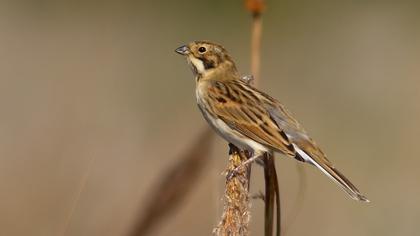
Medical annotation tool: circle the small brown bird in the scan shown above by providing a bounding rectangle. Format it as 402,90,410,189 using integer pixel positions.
175,41,368,202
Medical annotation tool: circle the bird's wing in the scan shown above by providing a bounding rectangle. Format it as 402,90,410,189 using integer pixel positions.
259,87,369,200
263,99,333,165
204,80,295,156
204,79,368,201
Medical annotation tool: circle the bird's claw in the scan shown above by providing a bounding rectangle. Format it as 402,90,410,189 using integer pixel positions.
226,166,242,180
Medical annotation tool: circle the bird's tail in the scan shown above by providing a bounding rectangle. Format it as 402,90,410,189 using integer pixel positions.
294,145,369,202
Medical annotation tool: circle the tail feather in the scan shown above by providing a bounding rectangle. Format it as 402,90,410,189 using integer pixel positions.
294,145,369,202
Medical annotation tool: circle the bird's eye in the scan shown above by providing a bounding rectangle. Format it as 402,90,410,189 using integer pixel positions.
198,47,206,53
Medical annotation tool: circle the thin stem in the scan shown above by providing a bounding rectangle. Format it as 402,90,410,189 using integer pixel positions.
251,13,262,84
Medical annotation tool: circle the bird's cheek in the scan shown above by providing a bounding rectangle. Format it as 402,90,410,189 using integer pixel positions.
188,56,205,74
203,59,215,70
186,59,197,75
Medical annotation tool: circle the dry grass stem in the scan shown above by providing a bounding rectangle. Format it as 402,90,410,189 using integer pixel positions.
213,144,251,236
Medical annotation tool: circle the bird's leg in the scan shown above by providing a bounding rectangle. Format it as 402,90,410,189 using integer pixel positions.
227,153,263,180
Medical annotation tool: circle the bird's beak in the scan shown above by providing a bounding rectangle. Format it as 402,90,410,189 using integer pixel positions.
175,45,189,55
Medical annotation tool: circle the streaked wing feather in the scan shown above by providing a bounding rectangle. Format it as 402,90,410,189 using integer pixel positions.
205,80,295,156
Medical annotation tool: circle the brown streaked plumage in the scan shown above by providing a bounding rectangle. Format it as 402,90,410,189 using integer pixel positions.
175,41,369,202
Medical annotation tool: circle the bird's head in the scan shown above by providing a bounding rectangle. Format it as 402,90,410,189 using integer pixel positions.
175,41,238,80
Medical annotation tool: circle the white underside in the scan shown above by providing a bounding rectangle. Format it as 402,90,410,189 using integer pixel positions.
212,117,269,154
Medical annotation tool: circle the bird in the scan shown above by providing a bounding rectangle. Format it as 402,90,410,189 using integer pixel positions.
175,41,369,202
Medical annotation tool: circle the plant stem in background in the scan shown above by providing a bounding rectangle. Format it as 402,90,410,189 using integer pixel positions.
128,129,213,236
246,0,265,84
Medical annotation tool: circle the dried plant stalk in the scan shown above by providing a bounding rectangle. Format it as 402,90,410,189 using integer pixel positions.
213,144,251,236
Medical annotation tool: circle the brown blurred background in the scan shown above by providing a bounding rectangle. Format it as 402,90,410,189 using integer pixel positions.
0,0,419,235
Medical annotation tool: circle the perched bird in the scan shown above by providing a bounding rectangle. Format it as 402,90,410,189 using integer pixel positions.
175,41,369,202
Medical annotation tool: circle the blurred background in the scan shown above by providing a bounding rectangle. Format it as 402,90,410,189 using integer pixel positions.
0,0,419,235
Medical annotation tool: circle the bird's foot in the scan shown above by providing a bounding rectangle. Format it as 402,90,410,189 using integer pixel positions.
226,153,263,180
226,165,246,180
